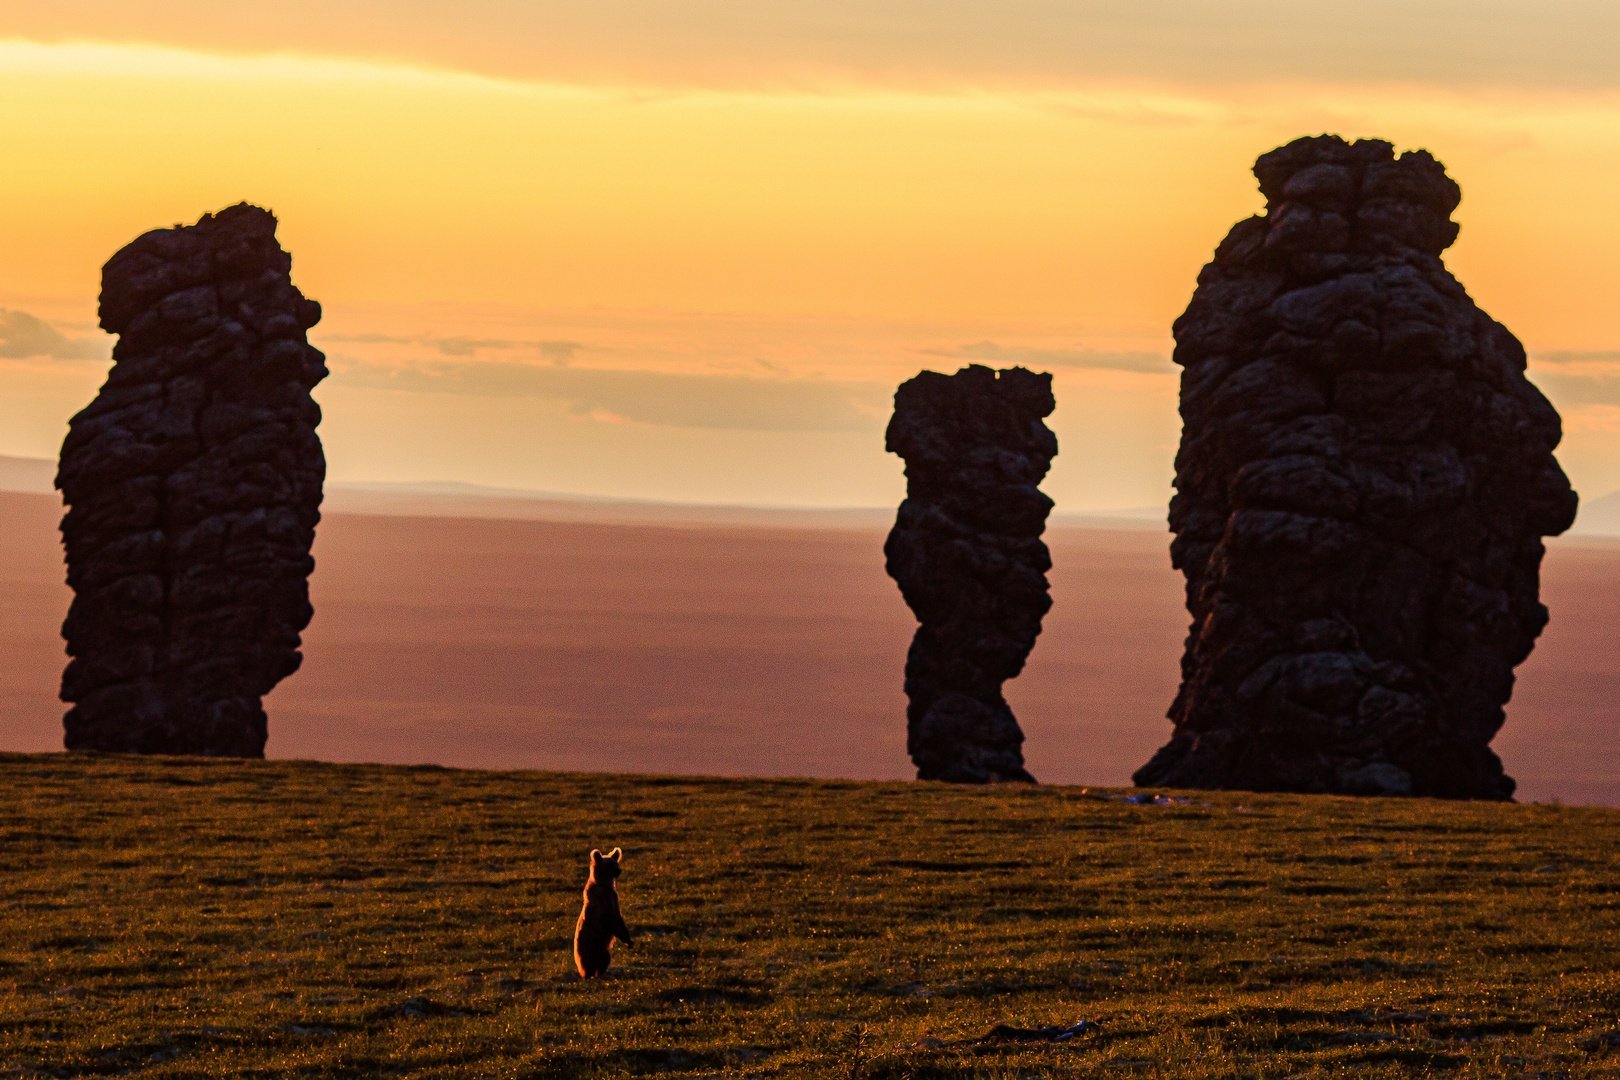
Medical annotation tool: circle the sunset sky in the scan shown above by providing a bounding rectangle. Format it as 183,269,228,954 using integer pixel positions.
2,2,1618,512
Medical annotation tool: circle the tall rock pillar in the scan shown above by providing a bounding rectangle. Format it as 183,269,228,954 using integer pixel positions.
1136,136,1577,798
58,204,328,756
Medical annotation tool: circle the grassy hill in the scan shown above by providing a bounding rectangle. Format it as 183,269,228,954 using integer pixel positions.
2,754,1617,1078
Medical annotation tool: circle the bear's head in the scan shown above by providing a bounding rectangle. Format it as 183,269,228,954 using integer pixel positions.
589,847,623,882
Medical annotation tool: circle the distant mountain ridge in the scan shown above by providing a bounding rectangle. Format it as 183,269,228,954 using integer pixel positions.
0,455,54,494
3,454,1617,535
1577,488,1620,535
323,480,1165,531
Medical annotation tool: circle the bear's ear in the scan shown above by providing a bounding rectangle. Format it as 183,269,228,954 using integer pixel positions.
608,847,622,861
590,848,603,863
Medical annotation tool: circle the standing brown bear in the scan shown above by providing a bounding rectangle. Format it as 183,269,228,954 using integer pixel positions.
574,848,634,978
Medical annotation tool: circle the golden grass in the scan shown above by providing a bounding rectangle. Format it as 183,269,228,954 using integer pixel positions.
2,753,1617,1077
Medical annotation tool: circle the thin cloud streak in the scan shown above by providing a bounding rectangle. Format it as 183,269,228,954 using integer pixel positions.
328,358,892,433
0,309,107,361
319,331,582,363
925,341,1175,375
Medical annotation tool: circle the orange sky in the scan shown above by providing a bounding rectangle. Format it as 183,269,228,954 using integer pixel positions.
1,6,1618,512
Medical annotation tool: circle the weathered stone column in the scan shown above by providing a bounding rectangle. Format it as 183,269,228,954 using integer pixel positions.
884,364,1057,783
1136,135,1577,799
58,204,328,756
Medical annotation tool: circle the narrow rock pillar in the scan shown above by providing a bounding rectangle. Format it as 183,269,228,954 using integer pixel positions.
884,364,1058,783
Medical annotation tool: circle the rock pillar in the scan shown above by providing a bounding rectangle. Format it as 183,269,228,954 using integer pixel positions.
884,364,1058,783
1136,136,1577,798
58,204,328,756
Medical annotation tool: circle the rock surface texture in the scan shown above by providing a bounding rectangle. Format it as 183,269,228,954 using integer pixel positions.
57,204,328,756
884,365,1058,783
1136,135,1578,799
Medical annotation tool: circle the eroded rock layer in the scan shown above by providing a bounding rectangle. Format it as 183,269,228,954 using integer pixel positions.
1136,135,1577,799
884,365,1057,783
58,204,328,756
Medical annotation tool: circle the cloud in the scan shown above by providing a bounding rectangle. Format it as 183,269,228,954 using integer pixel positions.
0,309,107,360
1529,351,1620,408
925,341,1174,375
430,336,581,360
329,358,892,432
318,331,583,364
10,2,1620,94
536,340,580,364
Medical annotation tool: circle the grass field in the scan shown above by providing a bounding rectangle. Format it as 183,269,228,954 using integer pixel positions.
2,754,1618,1078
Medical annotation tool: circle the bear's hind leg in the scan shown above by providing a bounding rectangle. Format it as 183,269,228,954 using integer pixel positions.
576,947,610,978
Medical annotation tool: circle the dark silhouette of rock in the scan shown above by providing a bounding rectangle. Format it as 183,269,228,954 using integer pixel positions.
1136,135,1578,799
57,204,328,756
884,365,1058,783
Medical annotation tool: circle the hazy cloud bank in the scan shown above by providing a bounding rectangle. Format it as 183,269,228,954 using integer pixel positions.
11,1,1620,94
0,310,106,361
329,358,892,433
1530,352,1620,408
